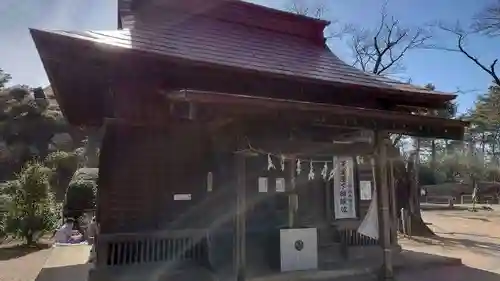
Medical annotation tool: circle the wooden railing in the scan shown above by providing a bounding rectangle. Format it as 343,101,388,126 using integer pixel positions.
461,194,498,204
338,229,379,246
96,229,209,267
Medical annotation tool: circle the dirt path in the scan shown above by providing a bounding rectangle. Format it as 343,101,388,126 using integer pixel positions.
397,208,500,280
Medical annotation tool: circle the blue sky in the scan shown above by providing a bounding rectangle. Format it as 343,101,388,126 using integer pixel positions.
0,0,498,113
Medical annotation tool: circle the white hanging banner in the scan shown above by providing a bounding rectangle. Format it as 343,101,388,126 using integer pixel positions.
333,157,357,219
358,190,379,240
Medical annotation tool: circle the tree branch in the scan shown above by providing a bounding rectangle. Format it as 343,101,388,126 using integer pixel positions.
288,0,326,19
345,2,431,76
472,1,500,37
431,23,500,86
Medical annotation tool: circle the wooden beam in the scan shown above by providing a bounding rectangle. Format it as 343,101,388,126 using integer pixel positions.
166,89,468,140
247,138,375,157
374,132,394,280
235,144,247,281
288,157,297,228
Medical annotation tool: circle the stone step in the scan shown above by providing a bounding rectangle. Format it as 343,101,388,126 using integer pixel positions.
318,243,344,269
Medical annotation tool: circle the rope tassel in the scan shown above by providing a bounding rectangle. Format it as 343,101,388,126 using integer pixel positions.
296,159,301,175
321,162,328,180
280,155,285,171
308,161,315,180
328,164,336,181
267,154,275,170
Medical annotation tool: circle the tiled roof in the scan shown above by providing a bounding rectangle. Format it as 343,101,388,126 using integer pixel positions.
32,11,454,100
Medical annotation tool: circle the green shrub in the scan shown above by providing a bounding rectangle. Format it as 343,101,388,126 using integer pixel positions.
0,212,7,240
65,180,97,212
2,161,60,244
45,151,79,201
64,168,98,217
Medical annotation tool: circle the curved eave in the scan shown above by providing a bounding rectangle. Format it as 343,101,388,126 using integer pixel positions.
31,29,110,126
31,27,462,128
32,27,456,106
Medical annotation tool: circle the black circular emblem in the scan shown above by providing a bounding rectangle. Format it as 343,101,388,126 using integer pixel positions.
294,240,304,251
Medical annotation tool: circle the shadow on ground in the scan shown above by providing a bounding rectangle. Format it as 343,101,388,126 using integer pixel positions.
420,204,469,211
435,232,498,240
0,243,51,260
396,265,500,281
409,235,500,255
36,263,91,281
435,212,493,222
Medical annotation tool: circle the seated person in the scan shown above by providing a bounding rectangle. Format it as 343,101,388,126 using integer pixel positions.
86,216,98,245
54,218,83,244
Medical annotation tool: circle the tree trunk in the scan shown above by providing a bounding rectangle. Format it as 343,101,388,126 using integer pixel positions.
481,133,486,155
412,139,421,215
394,139,435,237
25,230,34,246
431,139,437,171
492,140,498,169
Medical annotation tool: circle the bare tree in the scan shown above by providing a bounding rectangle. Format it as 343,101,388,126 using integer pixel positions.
472,0,500,37
287,1,441,238
289,1,431,76
287,0,350,40
288,0,326,19
288,0,430,146
344,2,431,147
348,3,431,75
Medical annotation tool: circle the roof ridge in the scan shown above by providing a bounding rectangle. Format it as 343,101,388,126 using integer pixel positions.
130,10,327,47
235,0,330,25
118,0,328,43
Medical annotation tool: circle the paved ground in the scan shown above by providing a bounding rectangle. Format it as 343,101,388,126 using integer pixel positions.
0,243,52,281
35,244,91,281
396,206,500,280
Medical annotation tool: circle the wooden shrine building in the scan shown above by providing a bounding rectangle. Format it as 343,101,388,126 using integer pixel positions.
31,0,468,280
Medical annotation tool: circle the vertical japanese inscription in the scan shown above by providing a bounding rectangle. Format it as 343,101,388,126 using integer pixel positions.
334,157,357,219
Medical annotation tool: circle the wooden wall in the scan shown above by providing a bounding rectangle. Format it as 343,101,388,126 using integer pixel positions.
97,121,214,233
97,121,375,240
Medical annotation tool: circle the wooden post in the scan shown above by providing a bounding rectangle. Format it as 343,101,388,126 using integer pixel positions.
389,160,397,245
412,139,422,216
235,149,246,281
288,157,297,228
374,132,393,280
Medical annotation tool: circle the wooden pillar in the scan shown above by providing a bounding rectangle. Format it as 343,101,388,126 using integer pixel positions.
374,132,393,280
235,150,246,281
389,159,397,245
413,139,422,216
288,157,298,228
